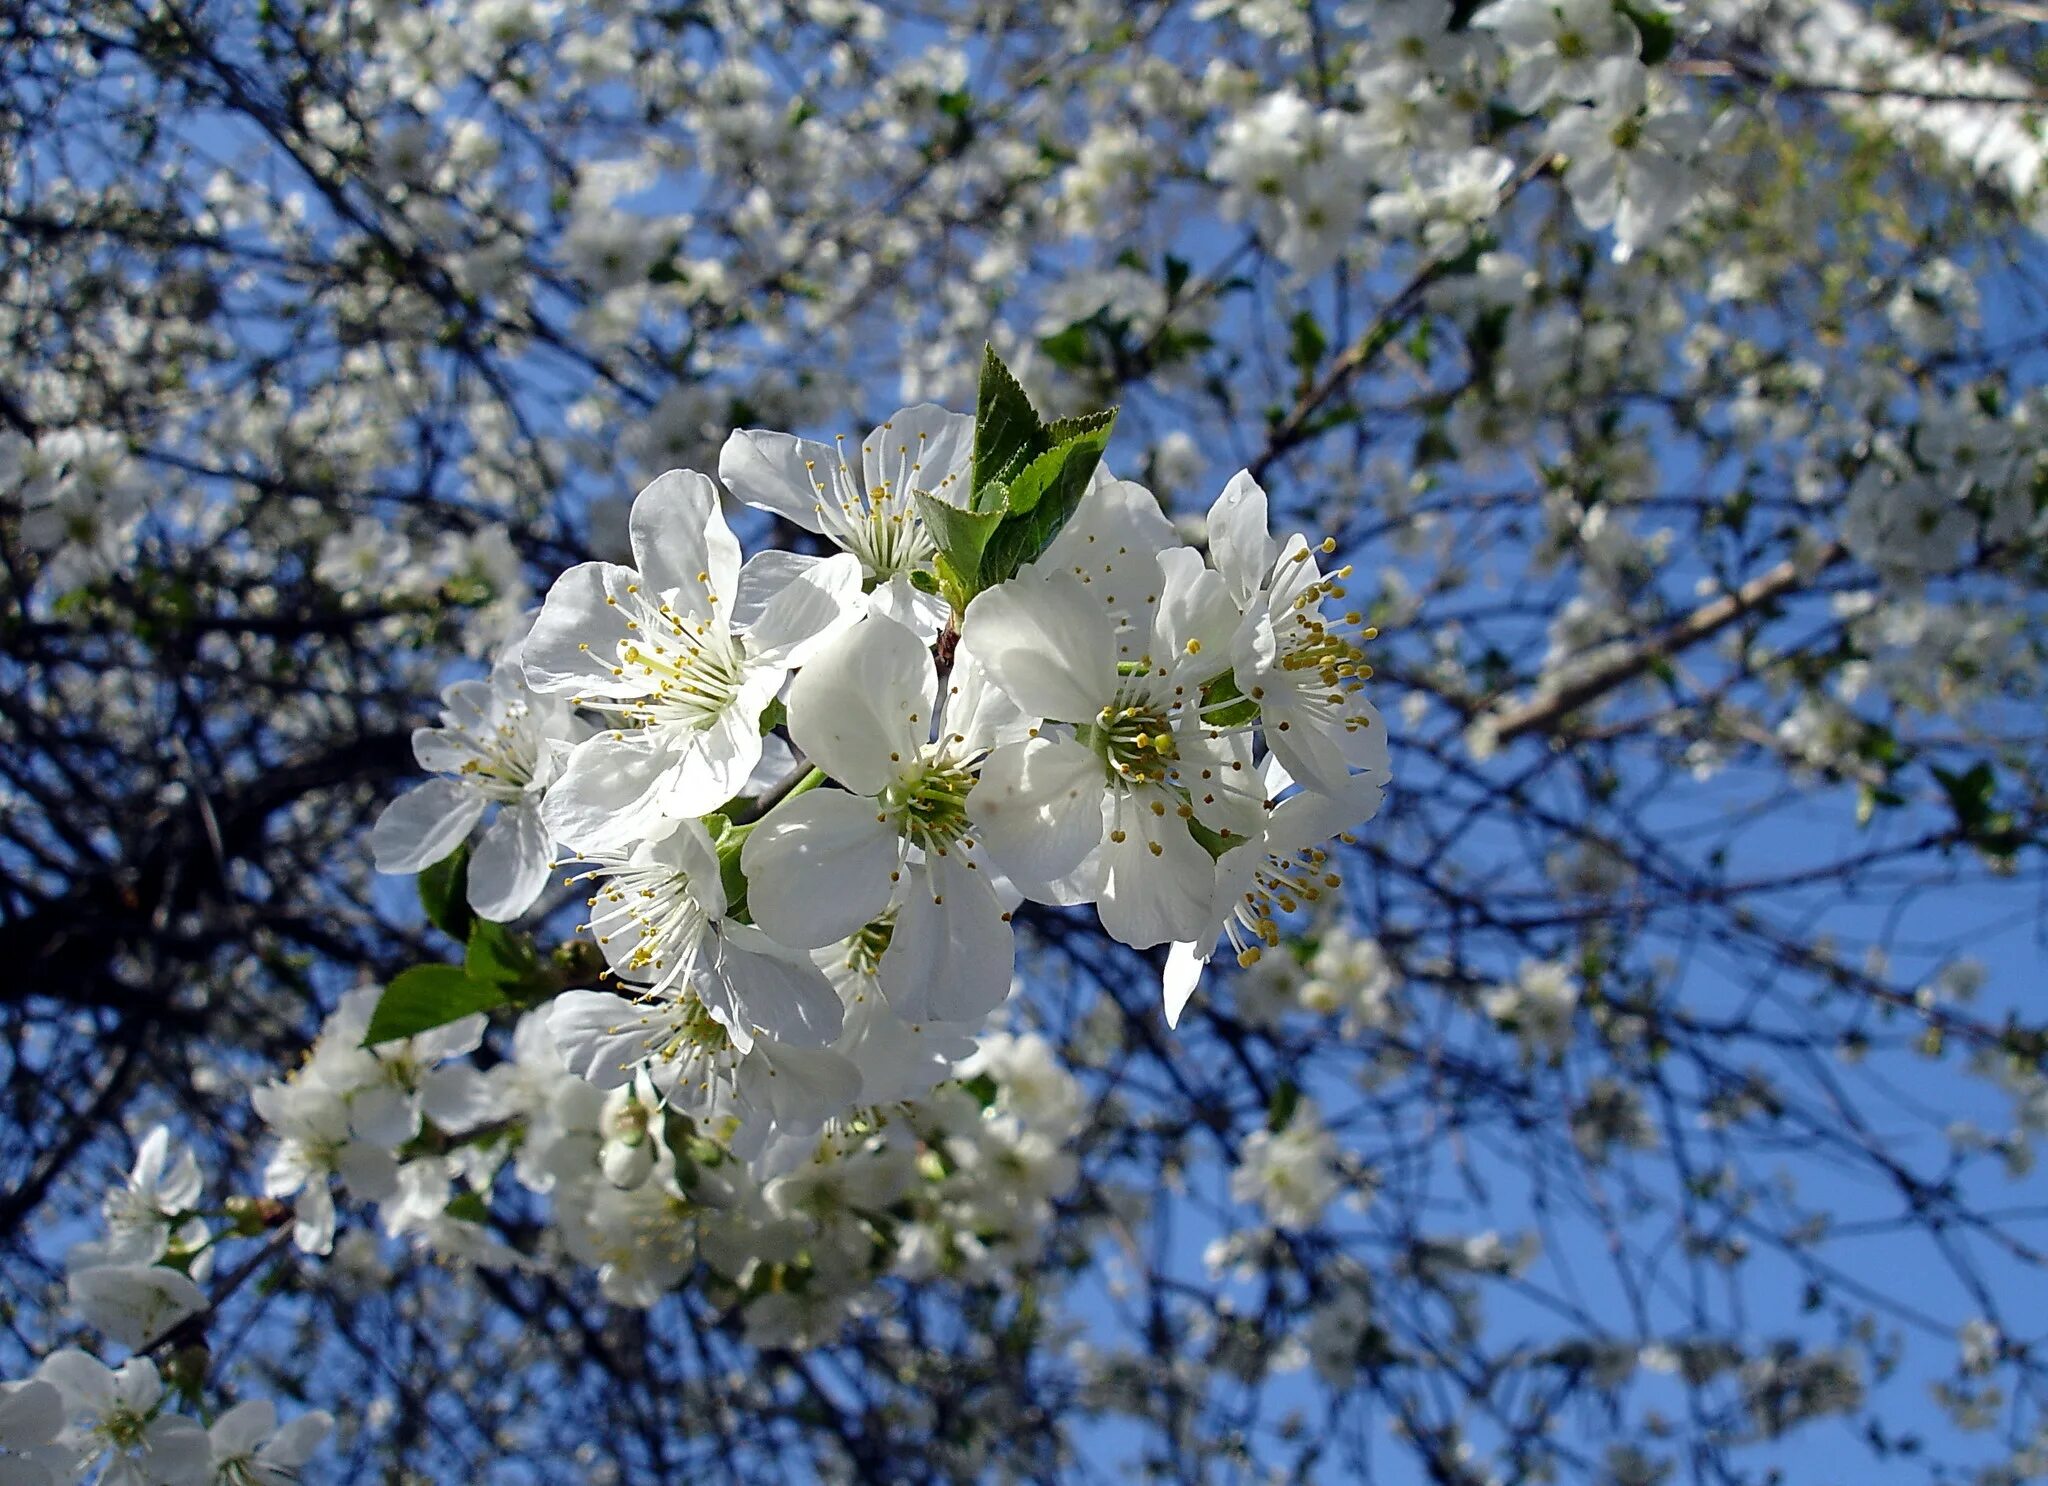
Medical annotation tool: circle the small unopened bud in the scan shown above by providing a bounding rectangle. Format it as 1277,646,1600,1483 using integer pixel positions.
162,1342,211,1398
224,1195,288,1236
601,1138,655,1189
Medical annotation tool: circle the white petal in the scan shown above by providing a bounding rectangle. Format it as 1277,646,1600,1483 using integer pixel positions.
1155,545,1239,666
370,779,485,874
1206,470,1275,606
1176,730,1266,844
1036,476,1177,583
704,924,845,1046
629,469,740,622
743,551,862,666
291,1184,336,1254
546,991,654,1090
130,1126,170,1191
960,575,1116,722
971,736,1104,892
1033,476,1178,655
718,428,833,533
0,1378,63,1451
1259,695,1361,800
141,1414,212,1485
741,789,899,949
729,549,823,631
655,688,769,820
747,1039,863,1132
346,1084,416,1148
521,562,644,696
36,1348,116,1416
419,1065,496,1133
868,572,951,643
541,734,670,856
860,404,973,507
465,803,553,920
1163,942,1208,1029
1031,834,1108,907
940,627,1030,755
1269,764,1387,853
880,854,1015,1023
260,1410,333,1468
208,1399,276,1458
67,1265,206,1351
1097,788,1217,949
1343,696,1393,782
786,615,934,795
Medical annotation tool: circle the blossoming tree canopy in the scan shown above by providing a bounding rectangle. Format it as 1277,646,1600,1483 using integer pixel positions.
7,0,2048,1481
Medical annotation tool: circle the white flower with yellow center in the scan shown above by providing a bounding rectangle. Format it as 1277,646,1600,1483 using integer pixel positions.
739,613,1068,1023
562,818,843,1051
523,468,860,855
962,492,1268,949
372,646,581,919
718,403,968,641
547,982,860,1159
1163,755,1389,1027
1207,470,1389,800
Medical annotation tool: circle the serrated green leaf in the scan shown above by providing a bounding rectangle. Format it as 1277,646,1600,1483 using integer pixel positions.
1041,407,1117,453
971,345,1045,505
914,491,1004,609
976,414,1117,586
364,964,506,1046
418,846,472,941
466,919,540,990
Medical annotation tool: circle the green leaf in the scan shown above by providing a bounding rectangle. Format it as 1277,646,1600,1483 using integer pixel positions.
1040,408,1118,459
364,965,506,1046
971,345,1046,507
1288,309,1327,376
444,1190,492,1224
1039,322,1097,372
1616,0,1678,64
466,919,540,991
718,838,751,920
975,413,1117,586
1200,672,1260,730
913,491,1004,611
1187,816,1246,860
1932,762,1996,832
418,846,473,941
757,696,786,736
1266,1079,1302,1133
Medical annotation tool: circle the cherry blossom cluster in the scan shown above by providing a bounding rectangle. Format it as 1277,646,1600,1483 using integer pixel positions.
0,1128,331,1486
243,985,1087,1336
367,375,1391,1170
